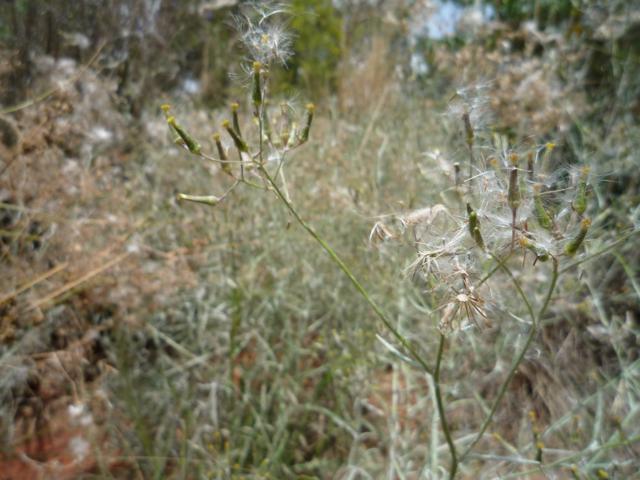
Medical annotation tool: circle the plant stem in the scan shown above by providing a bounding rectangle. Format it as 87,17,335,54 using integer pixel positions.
434,333,458,479
258,165,434,376
460,256,559,461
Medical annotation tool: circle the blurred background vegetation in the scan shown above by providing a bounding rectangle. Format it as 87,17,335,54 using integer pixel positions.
0,0,639,479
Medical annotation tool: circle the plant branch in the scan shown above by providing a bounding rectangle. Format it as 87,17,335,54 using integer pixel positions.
460,255,558,461
258,165,434,376
434,333,458,479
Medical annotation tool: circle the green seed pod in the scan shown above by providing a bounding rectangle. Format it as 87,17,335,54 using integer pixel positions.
213,132,231,176
252,62,262,110
572,166,590,216
222,120,248,153
167,116,201,154
533,184,554,231
467,203,485,250
298,103,315,144
564,218,591,256
473,226,485,251
231,102,242,139
177,193,220,206
519,237,550,262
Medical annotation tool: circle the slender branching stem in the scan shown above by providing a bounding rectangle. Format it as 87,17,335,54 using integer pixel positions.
459,255,559,462
434,333,458,479
258,165,434,376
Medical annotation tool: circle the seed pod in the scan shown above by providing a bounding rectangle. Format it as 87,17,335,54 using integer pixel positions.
167,116,201,154
467,203,485,250
213,133,232,176
298,103,315,145
222,120,248,153
508,166,521,211
527,151,534,180
519,237,550,262
533,184,554,231
252,61,262,111
177,193,220,206
564,218,591,256
463,112,473,147
572,166,590,216
231,102,242,139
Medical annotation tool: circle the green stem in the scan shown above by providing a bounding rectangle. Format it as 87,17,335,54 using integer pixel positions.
258,165,434,376
459,256,559,461
434,333,458,479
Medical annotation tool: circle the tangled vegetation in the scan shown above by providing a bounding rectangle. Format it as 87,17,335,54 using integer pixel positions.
0,1,639,479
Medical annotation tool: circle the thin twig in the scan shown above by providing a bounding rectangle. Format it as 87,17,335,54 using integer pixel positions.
434,334,458,479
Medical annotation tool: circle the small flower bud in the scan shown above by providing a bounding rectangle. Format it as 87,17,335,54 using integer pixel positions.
177,193,220,206
533,184,554,231
527,151,534,180
161,104,171,117
508,166,521,211
467,203,485,250
222,120,248,153
572,166,590,216
231,102,242,138
298,103,315,144
167,116,201,154
213,132,232,176
564,218,591,256
519,237,550,262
